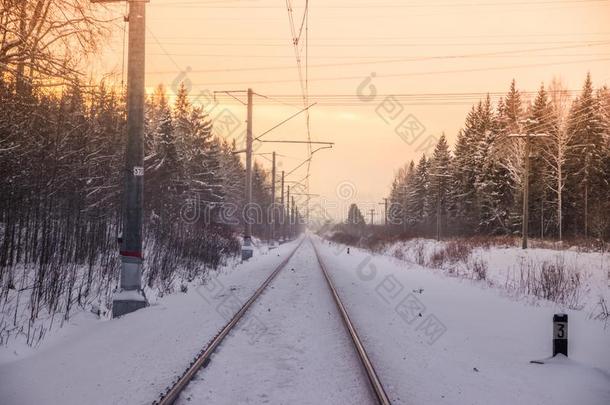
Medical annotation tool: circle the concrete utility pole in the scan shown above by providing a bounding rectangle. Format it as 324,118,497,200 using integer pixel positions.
270,151,276,247
523,136,531,249
584,151,590,240
291,192,318,231
219,89,256,259
258,140,333,231
280,170,285,242
286,185,291,240
242,88,254,260
291,196,295,238
93,0,148,318
429,172,452,242
400,185,409,233
509,125,549,249
369,209,375,225
378,198,388,226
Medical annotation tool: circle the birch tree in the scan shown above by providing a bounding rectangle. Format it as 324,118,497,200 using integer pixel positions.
540,78,573,241
0,0,110,84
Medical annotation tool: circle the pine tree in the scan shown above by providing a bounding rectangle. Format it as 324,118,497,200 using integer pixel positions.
403,161,416,224
497,79,526,233
218,139,245,227
186,107,220,204
398,161,418,231
151,90,181,224
428,134,452,237
504,79,523,131
450,105,480,234
251,161,272,237
526,84,556,239
388,162,412,230
346,204,365,226
596,85,610,239
477,116,514,235
565,73,607,238
411,154,431,234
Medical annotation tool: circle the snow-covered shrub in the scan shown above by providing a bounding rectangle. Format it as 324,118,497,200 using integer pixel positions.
328,230,361,247
514,256,582,309
591,297,608,322
428,240,472,269
444,240,472,263
414,241,426,266
392,246,405,261
429,248,445,268
468,257,488,281
540,259,581,303
466,235,516,250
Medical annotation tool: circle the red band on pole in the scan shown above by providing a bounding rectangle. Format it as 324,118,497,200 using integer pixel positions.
120,250,143,259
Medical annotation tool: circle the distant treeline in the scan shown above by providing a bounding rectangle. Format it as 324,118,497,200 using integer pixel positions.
386,75,609,241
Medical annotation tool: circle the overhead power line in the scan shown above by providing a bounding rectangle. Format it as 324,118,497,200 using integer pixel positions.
146,39,610,47
144,52,610,61
284,0,314,222
143,32,610,41
154,0,608,8
170,56,610,87
144,41,610,74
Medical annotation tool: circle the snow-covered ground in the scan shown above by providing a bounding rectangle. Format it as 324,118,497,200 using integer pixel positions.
0,239,302,405
1,235,608,405
378,238,610,317
176,241,374,404
316,236,610,404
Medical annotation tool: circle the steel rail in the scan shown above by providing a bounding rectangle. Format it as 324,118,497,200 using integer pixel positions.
310,238,392,405
153,237,305,405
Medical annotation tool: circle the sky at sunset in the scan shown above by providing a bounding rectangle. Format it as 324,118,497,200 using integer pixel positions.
92,0,610,223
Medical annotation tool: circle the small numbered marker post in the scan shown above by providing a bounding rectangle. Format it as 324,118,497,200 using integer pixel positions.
553,313,568,357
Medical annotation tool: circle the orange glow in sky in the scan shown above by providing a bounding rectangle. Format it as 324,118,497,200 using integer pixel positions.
93,0,610,222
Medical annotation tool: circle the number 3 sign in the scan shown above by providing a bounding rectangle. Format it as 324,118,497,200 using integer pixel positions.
553,313,568,357
554,321,567,339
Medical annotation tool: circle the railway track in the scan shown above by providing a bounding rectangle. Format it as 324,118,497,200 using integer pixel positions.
153,236,391,405
152,237,305,405
311,239,392,405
